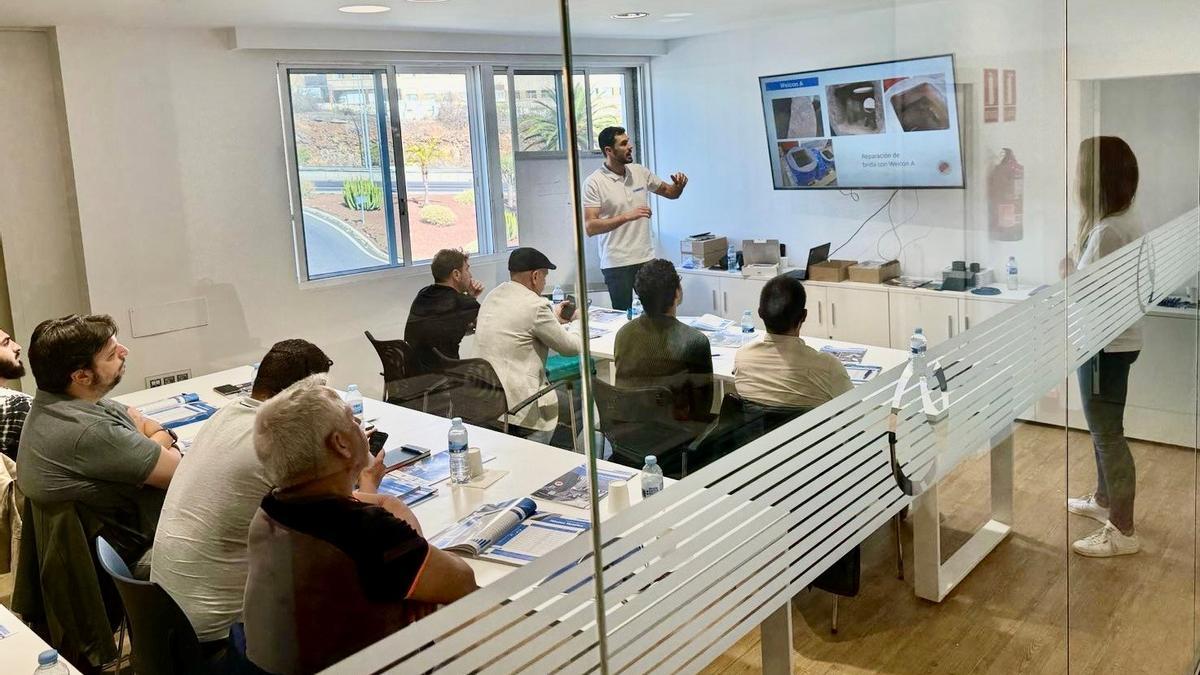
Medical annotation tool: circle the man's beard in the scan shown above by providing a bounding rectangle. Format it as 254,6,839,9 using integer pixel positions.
0,359,25,380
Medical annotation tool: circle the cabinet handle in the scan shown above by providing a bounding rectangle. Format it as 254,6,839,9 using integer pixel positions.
948,315,954,338
712,289,717,312
723,292,729,315
965,316,971,331
817,301,823,325
831,303,837,327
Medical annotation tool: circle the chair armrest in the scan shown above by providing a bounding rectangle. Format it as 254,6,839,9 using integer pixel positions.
506,380,568,418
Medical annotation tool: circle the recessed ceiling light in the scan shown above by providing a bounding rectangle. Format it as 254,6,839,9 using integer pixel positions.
663,12,694,18
611,12,650,19
338,4,391,13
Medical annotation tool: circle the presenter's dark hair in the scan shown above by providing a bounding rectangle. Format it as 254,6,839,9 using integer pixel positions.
759,276,808,334
28,314,120,394
633,259,682,316
431,249,469,283
598,126,627,155
252,339,333,400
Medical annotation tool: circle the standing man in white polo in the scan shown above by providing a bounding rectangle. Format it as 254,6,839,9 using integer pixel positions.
583,126,689,311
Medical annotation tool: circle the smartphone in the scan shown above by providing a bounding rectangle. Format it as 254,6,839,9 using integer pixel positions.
368,430,389,457
214,383,248,397
386,444,431,469
561,298,577,321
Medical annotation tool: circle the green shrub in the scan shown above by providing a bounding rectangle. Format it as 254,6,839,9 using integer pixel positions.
505,210,519,242
342,179,382,210
420,204,457,227
454,189,475,206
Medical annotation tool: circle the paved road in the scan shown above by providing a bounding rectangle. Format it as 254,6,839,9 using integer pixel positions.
302,208,388,277
311,179,469,194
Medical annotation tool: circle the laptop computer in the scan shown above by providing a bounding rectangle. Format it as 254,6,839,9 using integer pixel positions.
789,242,831,281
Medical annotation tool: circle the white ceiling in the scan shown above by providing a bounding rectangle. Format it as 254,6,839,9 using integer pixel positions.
0,0,908,40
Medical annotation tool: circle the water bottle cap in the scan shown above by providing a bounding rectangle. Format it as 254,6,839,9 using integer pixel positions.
645,455,657,465
914,327,924,335
347,384,359,391
451,417,463,426
38,650,58,666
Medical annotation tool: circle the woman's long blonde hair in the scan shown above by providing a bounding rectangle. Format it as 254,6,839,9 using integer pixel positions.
1076,136,1139,255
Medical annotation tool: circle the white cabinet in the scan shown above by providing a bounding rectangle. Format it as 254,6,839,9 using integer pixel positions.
679,272,721,316
720,277,767,330
961,297,1012,333
826,286,892,347
800,286,829,339
889,292,960,348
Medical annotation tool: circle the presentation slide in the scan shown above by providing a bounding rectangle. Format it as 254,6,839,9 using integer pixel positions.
759,54,963,190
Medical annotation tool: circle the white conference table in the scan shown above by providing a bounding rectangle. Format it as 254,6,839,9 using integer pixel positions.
114,366,652,587
578,310,910,383
0,604,81,673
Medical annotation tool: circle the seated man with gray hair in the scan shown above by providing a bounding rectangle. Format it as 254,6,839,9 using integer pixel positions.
243,375,477,674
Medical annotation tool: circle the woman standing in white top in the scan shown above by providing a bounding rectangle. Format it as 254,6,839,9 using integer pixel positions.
1064,136,1144,558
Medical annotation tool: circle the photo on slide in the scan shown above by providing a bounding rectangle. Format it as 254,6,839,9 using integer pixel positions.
772,95,824,139
780,139,837,188
883,74,950,132
826,81,885,136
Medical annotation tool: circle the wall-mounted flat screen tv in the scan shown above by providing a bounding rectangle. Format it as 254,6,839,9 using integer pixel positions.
760,54,963,190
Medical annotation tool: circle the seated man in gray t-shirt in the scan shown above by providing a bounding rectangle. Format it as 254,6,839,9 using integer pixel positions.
17,315,182,565
152,339,333,644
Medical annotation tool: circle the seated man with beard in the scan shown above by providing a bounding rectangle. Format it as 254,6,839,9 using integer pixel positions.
0,328,31,460
18,314,181,565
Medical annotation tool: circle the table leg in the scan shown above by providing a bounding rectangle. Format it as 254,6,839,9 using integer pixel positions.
760,601,793,675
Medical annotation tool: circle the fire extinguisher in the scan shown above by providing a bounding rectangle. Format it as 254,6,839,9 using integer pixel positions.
988,148,1024,241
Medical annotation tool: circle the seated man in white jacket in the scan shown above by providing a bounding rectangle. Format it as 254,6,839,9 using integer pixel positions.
475,248,582,444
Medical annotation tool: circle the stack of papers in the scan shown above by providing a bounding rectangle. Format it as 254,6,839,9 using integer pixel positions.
398,450,495,485
820,345,867,364
690,314,733,332
138,394,217,430
430,498,590,566
532,465,637,509
376,473,438,507
708,331,756,349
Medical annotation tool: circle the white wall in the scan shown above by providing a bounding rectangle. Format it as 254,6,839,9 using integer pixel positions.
514,155,606,288
51,26,522,399
648,0,1069,285
0,30,91,390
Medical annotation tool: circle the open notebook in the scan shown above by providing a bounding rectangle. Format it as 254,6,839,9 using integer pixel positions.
430,498,590,566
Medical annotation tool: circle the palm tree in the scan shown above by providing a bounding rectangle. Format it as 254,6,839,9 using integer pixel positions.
405,137,449,206
518,82,623,152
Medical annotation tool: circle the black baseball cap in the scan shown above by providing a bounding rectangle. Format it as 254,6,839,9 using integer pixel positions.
508,247,557,273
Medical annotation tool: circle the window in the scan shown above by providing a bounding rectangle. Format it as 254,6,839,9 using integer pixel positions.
395,72,480,262
282,63,643,282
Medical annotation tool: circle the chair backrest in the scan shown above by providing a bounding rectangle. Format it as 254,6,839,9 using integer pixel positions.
686,394,811,474
430,351,509,427
594,379,700,477
96,536,208,675
365,331,421,383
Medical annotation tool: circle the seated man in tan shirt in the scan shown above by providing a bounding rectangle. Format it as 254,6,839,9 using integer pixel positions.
733,275,852,409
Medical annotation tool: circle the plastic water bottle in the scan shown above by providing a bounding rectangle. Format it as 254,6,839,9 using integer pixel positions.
909,328,928,379
33,649,69,674
448,418,470,484
741,310,755,333
1006,256,1019,290
250,361,260,382
552,284,565,304
632,297,643,317
641,455,664,498
727,244,738,272
345,385,364,426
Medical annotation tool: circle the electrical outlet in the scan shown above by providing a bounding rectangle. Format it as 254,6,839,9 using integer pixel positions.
145,369,192,389
176,371,190,382
162,374,177,385
148,377,163,388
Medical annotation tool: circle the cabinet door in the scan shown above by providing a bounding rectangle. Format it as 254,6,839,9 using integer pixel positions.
800,285,829,339
827,287,891,347
679,273,721,316
720,277,767,326
961,297,1012,334
889,292,959,348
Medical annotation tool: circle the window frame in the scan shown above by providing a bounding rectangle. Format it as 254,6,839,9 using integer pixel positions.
278,56,649,287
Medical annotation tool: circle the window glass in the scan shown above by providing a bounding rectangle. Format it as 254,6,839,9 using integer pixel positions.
514,73,562,152
493,74,520,247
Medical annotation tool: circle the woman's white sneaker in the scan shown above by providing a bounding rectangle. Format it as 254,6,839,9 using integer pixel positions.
1066,493,1110,524
1072,521,1139,558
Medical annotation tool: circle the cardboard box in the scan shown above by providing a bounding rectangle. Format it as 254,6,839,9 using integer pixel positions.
848,259,901,284
681,236,728,268
808,259,856,282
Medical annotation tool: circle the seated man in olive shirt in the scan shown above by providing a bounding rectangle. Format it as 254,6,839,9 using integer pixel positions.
244,375,477,674
613,259,714,421
404,248,484,372
17,314,181,565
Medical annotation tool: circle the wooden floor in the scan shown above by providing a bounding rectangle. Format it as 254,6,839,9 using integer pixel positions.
700,422,1200,675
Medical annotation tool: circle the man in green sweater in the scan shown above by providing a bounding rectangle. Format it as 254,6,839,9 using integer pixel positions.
613,259,714,422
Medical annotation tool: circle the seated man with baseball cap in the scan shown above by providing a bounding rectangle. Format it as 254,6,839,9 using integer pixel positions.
475,247,582,445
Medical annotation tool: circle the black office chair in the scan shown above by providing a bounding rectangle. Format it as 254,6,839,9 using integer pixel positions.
592,379,702,479
95,536,230,675
364,331,452,414
432,349,582,450
684,394,808,476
